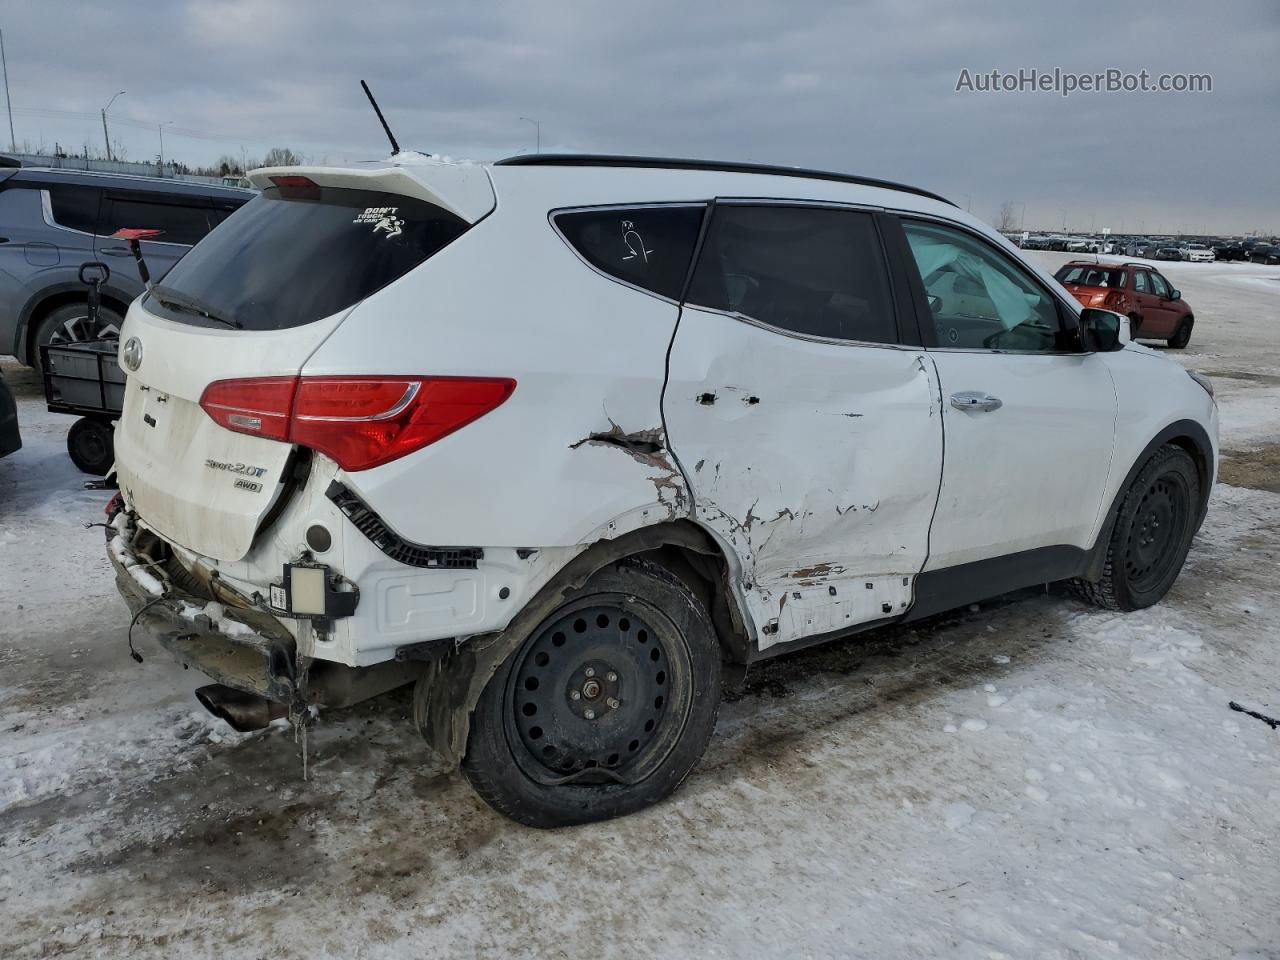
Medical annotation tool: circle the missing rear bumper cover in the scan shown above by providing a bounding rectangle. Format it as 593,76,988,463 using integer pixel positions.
326,481,483,569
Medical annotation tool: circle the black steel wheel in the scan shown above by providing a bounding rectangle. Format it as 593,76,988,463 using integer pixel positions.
1072,444,1201,611
461,559,721,827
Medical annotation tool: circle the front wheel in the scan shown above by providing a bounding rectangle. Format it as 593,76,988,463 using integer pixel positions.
1072,444,1201,611
1167,316,1193,349
459,559,722,827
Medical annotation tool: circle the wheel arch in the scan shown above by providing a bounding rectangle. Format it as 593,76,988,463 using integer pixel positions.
17,284,133,363
413,519,752,767
1082,419,1214,581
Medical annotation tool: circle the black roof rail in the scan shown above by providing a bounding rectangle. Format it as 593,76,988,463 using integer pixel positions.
494,153,955,207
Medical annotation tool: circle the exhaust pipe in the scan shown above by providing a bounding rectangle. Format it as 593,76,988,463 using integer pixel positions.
195,684,288,732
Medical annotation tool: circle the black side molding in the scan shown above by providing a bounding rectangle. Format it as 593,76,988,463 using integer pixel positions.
906,546,1088,623
326,481,484,570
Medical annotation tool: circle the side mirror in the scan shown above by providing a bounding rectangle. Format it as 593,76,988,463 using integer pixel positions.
1170,288,1181,300
1079,308,1127,352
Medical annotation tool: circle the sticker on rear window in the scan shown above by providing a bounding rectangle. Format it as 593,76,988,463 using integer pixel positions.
353,206,404,240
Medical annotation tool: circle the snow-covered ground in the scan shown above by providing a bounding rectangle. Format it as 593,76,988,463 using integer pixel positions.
1,253,1278,959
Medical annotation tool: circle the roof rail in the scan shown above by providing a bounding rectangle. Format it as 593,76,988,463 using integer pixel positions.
494,153,955,207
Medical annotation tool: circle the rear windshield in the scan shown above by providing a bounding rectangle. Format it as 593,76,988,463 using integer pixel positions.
148,185,468,330
1055,265,1127,288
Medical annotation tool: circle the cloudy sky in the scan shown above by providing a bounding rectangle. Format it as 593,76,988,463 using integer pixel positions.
5,0,1278,234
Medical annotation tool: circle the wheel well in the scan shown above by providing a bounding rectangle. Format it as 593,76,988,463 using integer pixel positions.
632,539,752,664
1166,434,1210,508
24,291,129,363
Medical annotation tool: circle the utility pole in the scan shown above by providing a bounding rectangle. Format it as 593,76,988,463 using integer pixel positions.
101,90,125,161
520,116,541,154
158,120,172,176
0,28,15,152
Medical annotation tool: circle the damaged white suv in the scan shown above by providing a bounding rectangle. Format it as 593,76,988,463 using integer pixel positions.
108,153,1218,826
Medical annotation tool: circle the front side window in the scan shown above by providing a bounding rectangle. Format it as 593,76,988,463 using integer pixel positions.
149,185,467,331
1148,272,1171,298
902,220,1063,353
685,205,897,344
554,204,705,300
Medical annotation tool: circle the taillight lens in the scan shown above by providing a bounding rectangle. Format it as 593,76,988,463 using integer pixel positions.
199,377,297,441
199,376,515,471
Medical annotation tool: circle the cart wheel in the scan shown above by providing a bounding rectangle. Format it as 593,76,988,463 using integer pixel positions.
67,418,115,476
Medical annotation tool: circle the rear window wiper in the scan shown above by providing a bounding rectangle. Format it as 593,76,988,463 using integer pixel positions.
150,285,242,329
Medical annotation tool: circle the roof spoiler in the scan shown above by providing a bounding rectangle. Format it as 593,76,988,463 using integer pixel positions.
247,158,495,223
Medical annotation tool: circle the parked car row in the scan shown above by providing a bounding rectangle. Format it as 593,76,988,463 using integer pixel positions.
1017,232,1280,264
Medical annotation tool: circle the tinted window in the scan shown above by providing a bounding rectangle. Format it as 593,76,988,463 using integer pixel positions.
1055,265,1126,288
150,185,468,331
685,205,897,344
902,220,1063,353
555,205,704,300
45,185,101,233
102,197,221,246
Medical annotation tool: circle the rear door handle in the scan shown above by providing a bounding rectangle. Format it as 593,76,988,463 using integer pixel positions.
950,391,1003,413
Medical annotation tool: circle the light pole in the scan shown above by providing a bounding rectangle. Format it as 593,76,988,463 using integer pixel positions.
158,120,173,176
1016,201,1026,231
101,90,125,161
519,116,541,154
0,28,15,152
960,193,971,212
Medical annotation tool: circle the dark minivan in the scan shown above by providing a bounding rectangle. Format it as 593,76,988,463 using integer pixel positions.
0,166,252,369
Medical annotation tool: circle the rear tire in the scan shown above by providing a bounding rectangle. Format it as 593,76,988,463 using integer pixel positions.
1071,444,1200,611
460,559,722,827
1167,316,1193,349
31,303,124,372
66,417,114,475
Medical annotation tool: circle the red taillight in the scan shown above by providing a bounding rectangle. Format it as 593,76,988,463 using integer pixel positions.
199,377,297,441
199,376,515,471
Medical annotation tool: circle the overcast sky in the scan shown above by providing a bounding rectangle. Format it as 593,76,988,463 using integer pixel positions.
4,0,1278,234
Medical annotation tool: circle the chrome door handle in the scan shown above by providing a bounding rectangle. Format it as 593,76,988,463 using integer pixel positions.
950,391,1003,413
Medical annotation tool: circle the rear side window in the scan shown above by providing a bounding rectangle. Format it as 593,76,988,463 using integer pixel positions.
102,196,222,246
1055,265,1126,288
149,186,468,331
685,205,897,344
554,205,704,300
45,185,101,233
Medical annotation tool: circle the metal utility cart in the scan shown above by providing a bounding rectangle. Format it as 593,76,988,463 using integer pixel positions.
41,336,124,475
39,260,124,475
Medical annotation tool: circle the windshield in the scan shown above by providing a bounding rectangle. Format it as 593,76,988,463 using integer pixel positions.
148,185,468,330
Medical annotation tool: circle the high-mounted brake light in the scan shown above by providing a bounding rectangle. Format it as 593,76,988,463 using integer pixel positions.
268,175,318,189
198,376,515,471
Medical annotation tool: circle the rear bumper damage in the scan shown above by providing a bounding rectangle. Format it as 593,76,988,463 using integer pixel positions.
109,512,303,703
108,510,418,711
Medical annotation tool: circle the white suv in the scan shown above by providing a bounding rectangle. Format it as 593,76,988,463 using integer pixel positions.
108,153,1218,826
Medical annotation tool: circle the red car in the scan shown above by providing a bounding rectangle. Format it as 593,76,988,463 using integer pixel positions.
1054,261,1195,348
